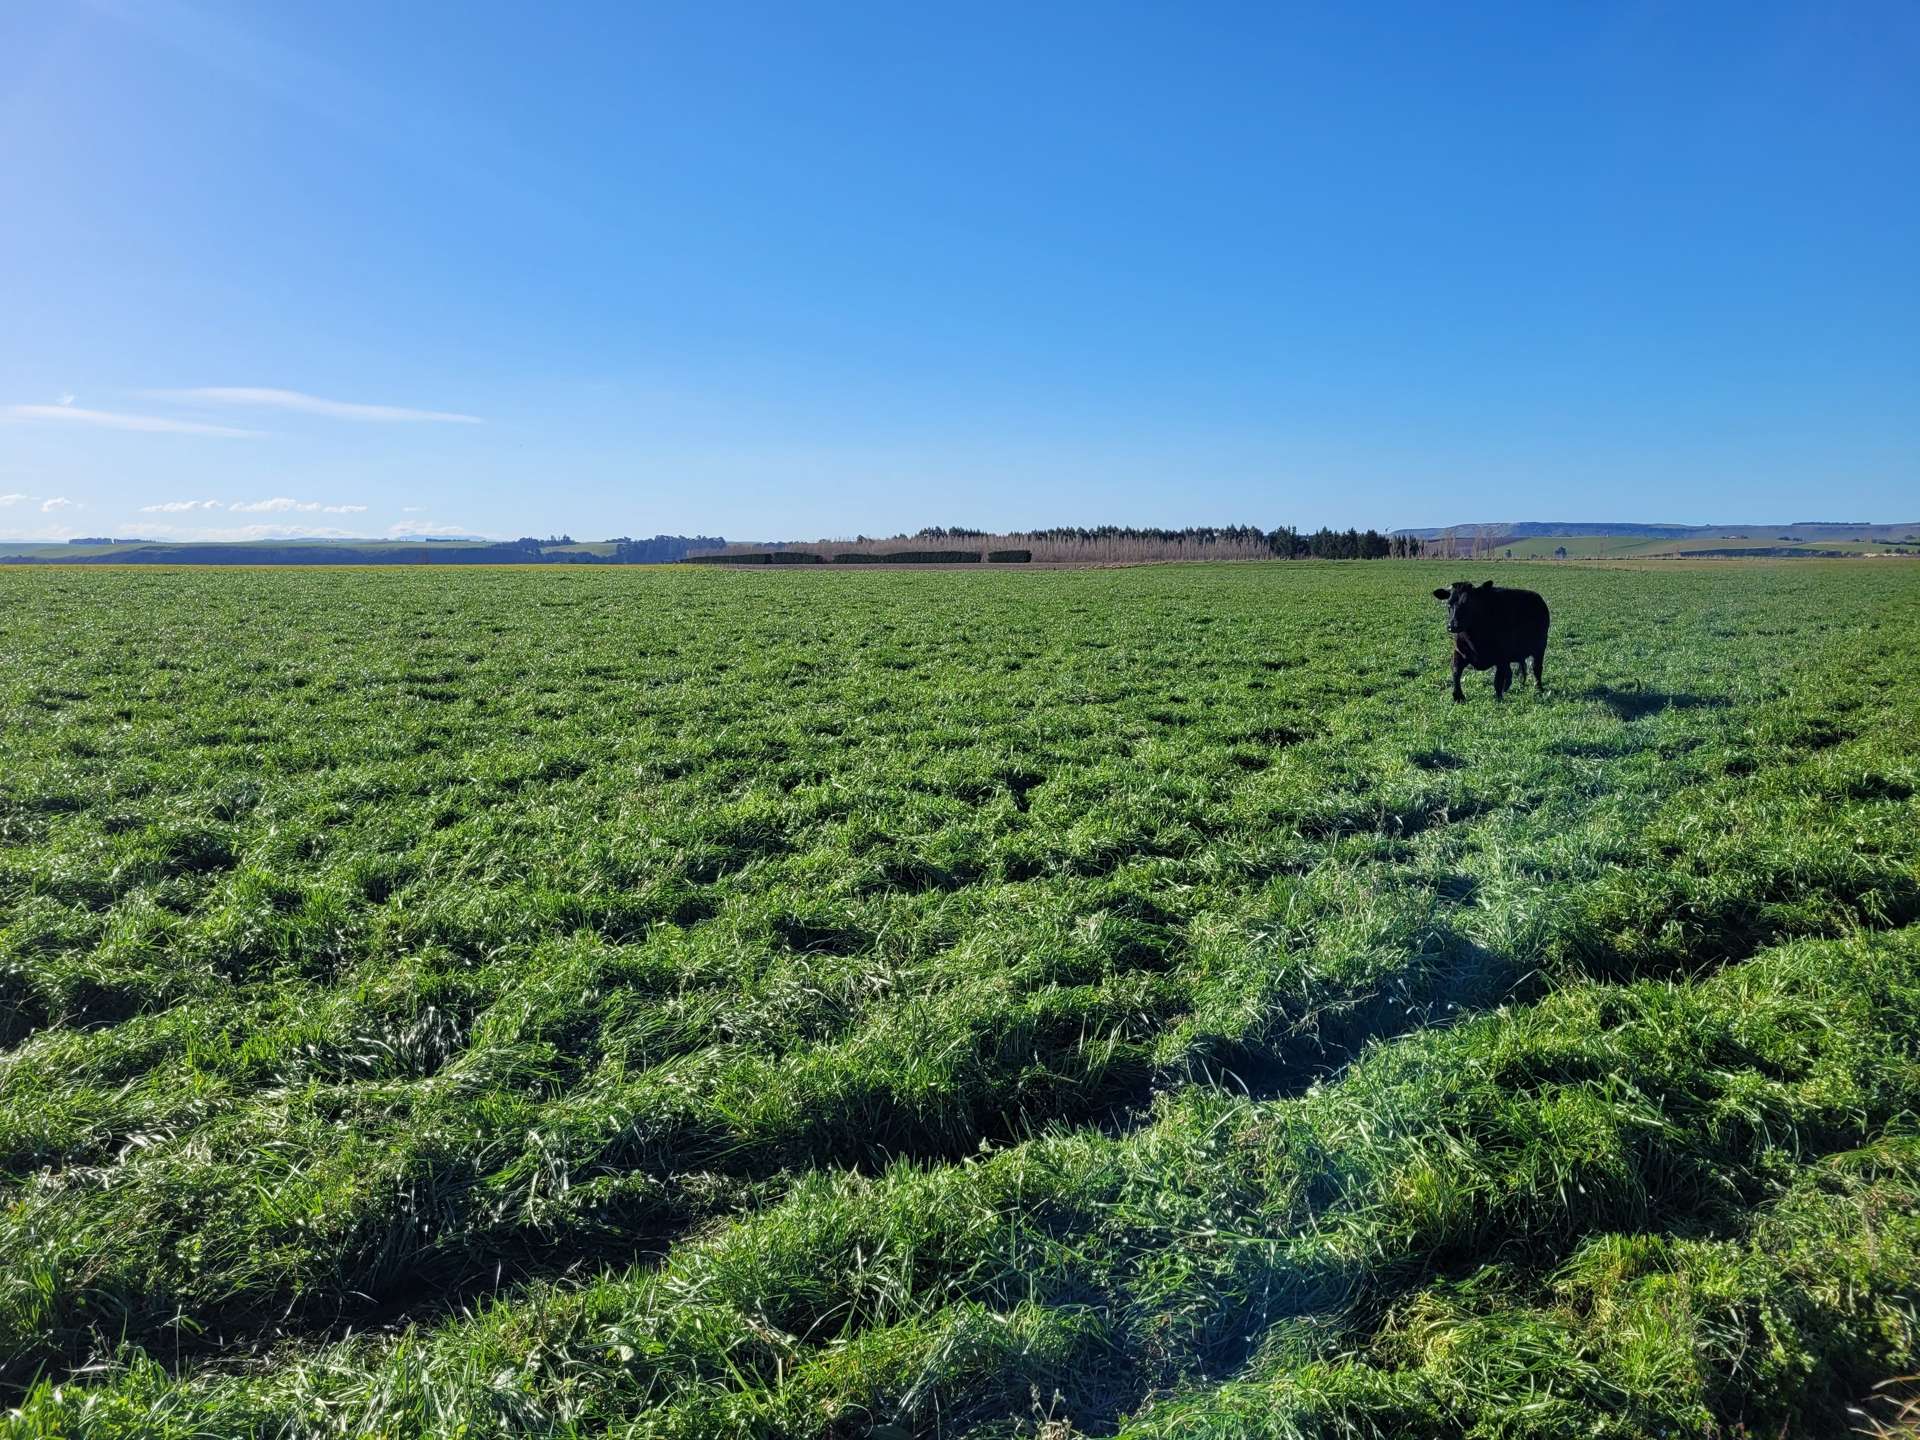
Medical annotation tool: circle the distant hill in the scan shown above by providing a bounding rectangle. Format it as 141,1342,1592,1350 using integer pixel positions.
1394,520,1920,541
0,534,727,565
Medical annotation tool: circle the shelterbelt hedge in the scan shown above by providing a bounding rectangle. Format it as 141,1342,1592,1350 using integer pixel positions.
1,559,1915,1436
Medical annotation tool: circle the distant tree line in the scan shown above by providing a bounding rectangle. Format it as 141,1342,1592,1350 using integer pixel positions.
688,548,1036,566
695,525,1423,564
1266,527,1422,559
610,535,728,563
10,528,1438,568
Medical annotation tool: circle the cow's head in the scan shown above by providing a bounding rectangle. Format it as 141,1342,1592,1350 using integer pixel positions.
1431,579,1495,634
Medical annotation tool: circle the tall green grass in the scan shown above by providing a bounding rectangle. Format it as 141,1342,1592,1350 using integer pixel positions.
1,560,1915,1434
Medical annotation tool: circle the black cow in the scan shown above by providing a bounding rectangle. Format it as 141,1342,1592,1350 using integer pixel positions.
1431,580,1549,702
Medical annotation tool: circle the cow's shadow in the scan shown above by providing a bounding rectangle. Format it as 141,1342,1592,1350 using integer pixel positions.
1581,685,1731,722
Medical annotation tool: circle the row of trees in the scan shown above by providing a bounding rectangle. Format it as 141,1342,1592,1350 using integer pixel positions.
610,535,727,563
696,526,1426,564
1266,527,1426,559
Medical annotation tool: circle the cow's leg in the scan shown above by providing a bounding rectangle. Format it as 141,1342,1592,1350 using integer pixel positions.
1532,646,1546,692
1494,662,1511,700
1451,653,1467,703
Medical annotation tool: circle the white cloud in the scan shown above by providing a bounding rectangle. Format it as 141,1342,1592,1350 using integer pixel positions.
401,505,424,513
137,521,372,542
158,387,482,424
139,498,224,513
224,524,359,539
388,520,475,536
56,393,76,407
1,404,261,437
40,497,75,512
227,497,368,514
0,493,30,506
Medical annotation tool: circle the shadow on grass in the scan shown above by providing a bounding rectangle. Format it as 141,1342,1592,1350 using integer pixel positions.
1194,934,1536,1107
1581,685,1732,723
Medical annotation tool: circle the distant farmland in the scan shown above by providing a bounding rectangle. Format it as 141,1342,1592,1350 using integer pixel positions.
1492,534,1918,559
2,561,1918,1437
1403,521,1920,561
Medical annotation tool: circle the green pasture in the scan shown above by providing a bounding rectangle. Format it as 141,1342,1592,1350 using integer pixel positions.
1,561,1916,1437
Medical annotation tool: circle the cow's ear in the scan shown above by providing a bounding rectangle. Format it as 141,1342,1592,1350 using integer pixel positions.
1432,588,1450,600
1479,579,1495,590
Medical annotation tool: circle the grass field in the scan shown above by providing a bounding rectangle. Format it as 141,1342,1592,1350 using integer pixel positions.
3,560,1918,1437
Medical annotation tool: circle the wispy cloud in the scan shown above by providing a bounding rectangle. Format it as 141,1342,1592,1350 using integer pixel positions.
0,493,31,506
228,497,368,514
40,497,76,512
1,404,261,437
159,387,482,424
388,520,476,537
137,522,372,542
139,498,368,514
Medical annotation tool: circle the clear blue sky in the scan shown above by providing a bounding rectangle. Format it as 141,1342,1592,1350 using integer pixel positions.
3,1,1916,541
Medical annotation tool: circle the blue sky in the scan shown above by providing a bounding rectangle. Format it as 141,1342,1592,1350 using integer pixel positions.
3,1,1916,542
